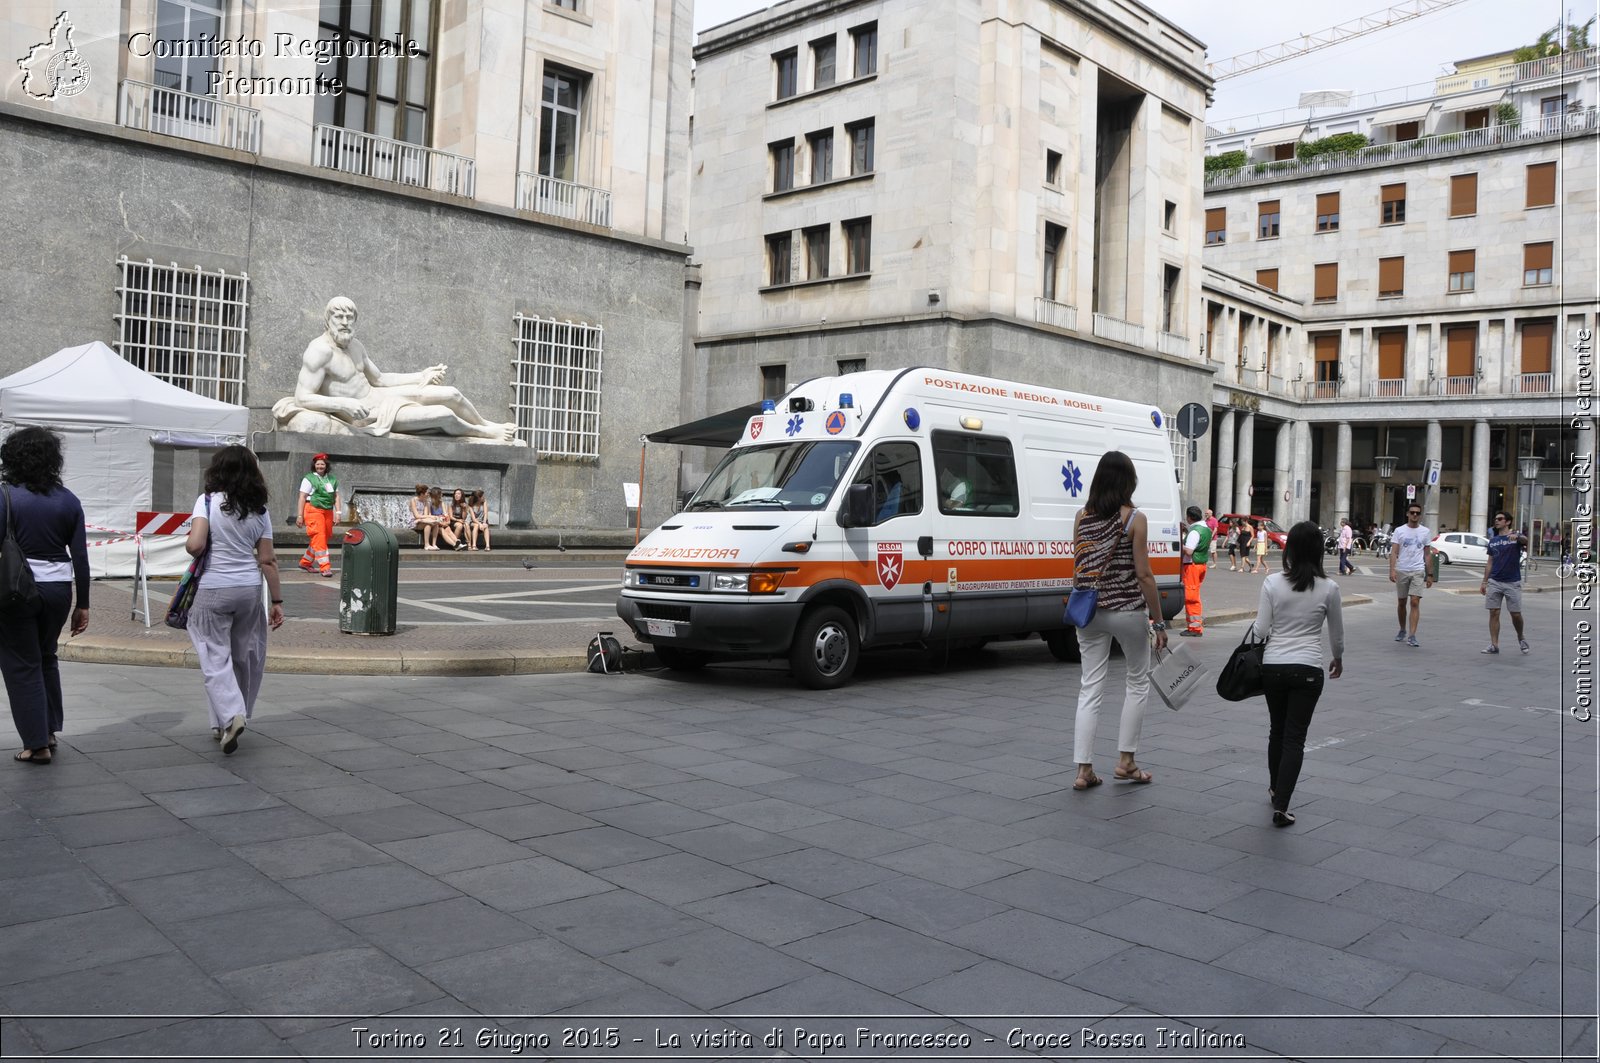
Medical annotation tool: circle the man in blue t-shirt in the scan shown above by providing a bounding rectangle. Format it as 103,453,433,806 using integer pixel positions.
1480,510,1529,655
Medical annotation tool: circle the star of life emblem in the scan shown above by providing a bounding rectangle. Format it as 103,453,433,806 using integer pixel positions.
876,543,903,590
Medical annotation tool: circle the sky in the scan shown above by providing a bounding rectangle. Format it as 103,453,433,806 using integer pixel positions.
692,0,1586,125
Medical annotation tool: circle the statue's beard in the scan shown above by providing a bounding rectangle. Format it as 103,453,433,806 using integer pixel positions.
331,326,353,346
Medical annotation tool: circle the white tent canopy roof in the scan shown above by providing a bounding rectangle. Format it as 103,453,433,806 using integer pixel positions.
0,341,248,434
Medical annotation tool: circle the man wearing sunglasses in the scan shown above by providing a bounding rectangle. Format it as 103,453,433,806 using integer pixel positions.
1389,504,1436,647
1480,510,1530,654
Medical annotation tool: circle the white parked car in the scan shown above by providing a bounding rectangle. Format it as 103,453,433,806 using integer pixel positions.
1429,531,1489,566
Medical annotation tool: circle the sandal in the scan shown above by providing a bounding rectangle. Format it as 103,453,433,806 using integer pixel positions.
1114,765,1153,784
1272,810,1296,828
1072,772,1102,791
14,748,51,765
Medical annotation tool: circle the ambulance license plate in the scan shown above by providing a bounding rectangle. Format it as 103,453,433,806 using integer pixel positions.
646,620,678,637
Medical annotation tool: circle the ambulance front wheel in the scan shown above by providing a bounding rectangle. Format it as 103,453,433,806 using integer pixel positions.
1045,627,1082,663
654,646,709,671
791,606,860,689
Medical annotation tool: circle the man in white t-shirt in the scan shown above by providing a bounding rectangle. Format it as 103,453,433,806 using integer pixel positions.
1388,503,1436,647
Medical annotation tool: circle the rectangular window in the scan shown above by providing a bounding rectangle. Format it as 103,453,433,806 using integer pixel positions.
932,431,1018,517
114,256,249,404
1163,200,1177,232
844,217,871,274
1448,249,1476,292
1524,241,1553,286
1257,200,1280,239
1205,207,1226,245
1522,320,1554,374
1393,120,1420,141
769,139,794,192
1445,325,1476,378
1449,173,1477,217
318,0,433,144
1377,330,1405,380
851,441,923,526
766,232,792,285
1313,262,1338,302
774,49,797,99
837,357,866,375
1313,333,1339,383
1463,107,1490,130
154,0,224,96
1315,191,1340,232
847,118,875,174
804,225,830,280
1378,256,1404,298
761,364,786,399
1255,268,1278,291
1526,161,1557,208
537,65,586,182
811,36,836,89
1042,222,1066,301
1381,183,1406,224
1162,264,1181,332
807,129,833,184
1541,94,1567,118
511,314,604,458
851,22,878,78
1045,149,1062,186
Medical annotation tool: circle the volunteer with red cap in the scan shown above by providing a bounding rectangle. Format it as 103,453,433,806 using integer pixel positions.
290,453,340,577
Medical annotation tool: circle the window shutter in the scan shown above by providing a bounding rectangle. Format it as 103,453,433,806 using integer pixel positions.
1526,162,1556,207
1316,192,1339,216
1445,327,1476,377
1256,268,1278,291
1381,183,1405,205
1378,256,1404,296
1313,262,1338,301
1205,207,1225,234
1522,321,1554,373
1524,242,1553,271
1313,334,1339,362
1258,199,1279,219
1377,330,1405,379
1448,249,1475,275
1449,173,1477,216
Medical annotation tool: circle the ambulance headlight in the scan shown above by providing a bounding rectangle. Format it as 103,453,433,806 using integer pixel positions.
712,571,786,593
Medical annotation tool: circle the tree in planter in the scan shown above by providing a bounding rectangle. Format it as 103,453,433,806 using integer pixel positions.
1204,149,1247,176
1496,102,1521,128
1296,133,1370,161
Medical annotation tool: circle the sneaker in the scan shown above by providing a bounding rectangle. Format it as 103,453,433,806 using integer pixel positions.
210,727,222,743
1520,639,1530,655
1481,644,1499,654
1406,636,1420,648
1180,629,1203,637
1395,629,1407,642
220,714,246,755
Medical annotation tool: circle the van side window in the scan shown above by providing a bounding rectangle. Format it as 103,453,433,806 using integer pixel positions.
852,442,923,525
931,431,1019,517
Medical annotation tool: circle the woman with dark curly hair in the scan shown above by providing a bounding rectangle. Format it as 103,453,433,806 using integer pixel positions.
184,446,283,754
0,427,90,765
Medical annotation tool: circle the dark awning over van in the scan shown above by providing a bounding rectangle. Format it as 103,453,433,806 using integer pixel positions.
646,403,762,448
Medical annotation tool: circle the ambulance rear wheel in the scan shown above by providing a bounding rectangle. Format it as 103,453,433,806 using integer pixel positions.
655,647,708,671
791,606,859,689
1045,627,1081,663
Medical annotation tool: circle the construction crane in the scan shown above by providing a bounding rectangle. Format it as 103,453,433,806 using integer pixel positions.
1208,0,1472,81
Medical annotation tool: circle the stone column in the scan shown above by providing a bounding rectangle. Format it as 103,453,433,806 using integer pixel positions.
1235,412,1255,514
1424,419,1443,530
1334,422,1352,526
1292,420,1314,524
1214,407,1236,513
1471,419,1491,534
1272,420,1292,527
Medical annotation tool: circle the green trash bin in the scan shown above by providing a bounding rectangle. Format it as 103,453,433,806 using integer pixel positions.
339,522,399,634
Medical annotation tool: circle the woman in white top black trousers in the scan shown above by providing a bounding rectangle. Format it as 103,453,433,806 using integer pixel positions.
1256,521,1345,827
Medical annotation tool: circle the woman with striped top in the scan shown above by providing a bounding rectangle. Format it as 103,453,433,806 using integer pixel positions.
1071,451,1169,791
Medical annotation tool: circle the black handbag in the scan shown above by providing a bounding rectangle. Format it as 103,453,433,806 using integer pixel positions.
1215,623,1268,701
0,487,42,617
165,495,210,630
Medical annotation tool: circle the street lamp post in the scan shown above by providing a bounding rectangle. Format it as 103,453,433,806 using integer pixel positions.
1518,454,1544,548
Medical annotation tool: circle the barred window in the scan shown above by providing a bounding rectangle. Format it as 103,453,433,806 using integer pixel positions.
512,314,603,458
114,256,249,404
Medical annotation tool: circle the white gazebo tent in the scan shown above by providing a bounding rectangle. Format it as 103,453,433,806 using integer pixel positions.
0,342,249,576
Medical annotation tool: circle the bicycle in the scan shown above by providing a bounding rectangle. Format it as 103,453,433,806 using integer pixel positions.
1558,553,1598,581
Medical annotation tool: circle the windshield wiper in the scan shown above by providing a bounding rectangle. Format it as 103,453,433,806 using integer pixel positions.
727,497,791,509
685,498,724,510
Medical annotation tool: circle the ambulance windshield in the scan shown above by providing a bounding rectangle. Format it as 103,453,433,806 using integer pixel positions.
688,441,860,511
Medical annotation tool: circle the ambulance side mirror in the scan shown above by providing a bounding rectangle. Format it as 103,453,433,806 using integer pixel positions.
839,483,874,527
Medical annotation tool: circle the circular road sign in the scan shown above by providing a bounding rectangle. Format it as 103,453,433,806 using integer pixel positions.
1176,402,1210,440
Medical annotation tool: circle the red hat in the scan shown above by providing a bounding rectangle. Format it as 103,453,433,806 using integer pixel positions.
313,453,329,464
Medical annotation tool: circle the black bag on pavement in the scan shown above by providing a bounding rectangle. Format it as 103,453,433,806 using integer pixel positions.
0,487,41,617
587,631,624,674
1215,623,1268,701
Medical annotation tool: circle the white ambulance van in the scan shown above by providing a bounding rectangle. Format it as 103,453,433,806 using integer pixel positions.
617,367,1184,688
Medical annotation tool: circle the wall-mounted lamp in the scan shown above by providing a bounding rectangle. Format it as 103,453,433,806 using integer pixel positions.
1293,364,1305,382
1375,455,1398,478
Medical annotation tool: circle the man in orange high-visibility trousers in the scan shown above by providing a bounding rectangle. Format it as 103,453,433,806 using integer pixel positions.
291,453,340,577
1180,505,1210,636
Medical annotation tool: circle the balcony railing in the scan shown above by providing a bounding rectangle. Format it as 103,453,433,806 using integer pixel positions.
1439,46,1600,93
1370,379,1407,398
1034,297,1077,331
119,80,260,153
516,172,612,227
1306,380,1340,400
1514,372,1554,394
1438,375,1478,396
1157,331,1189,358
1206,108,1600,190
313,125,475,198
1092,312,1145,348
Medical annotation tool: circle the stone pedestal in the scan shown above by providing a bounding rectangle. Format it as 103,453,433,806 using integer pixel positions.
252,431,537,529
